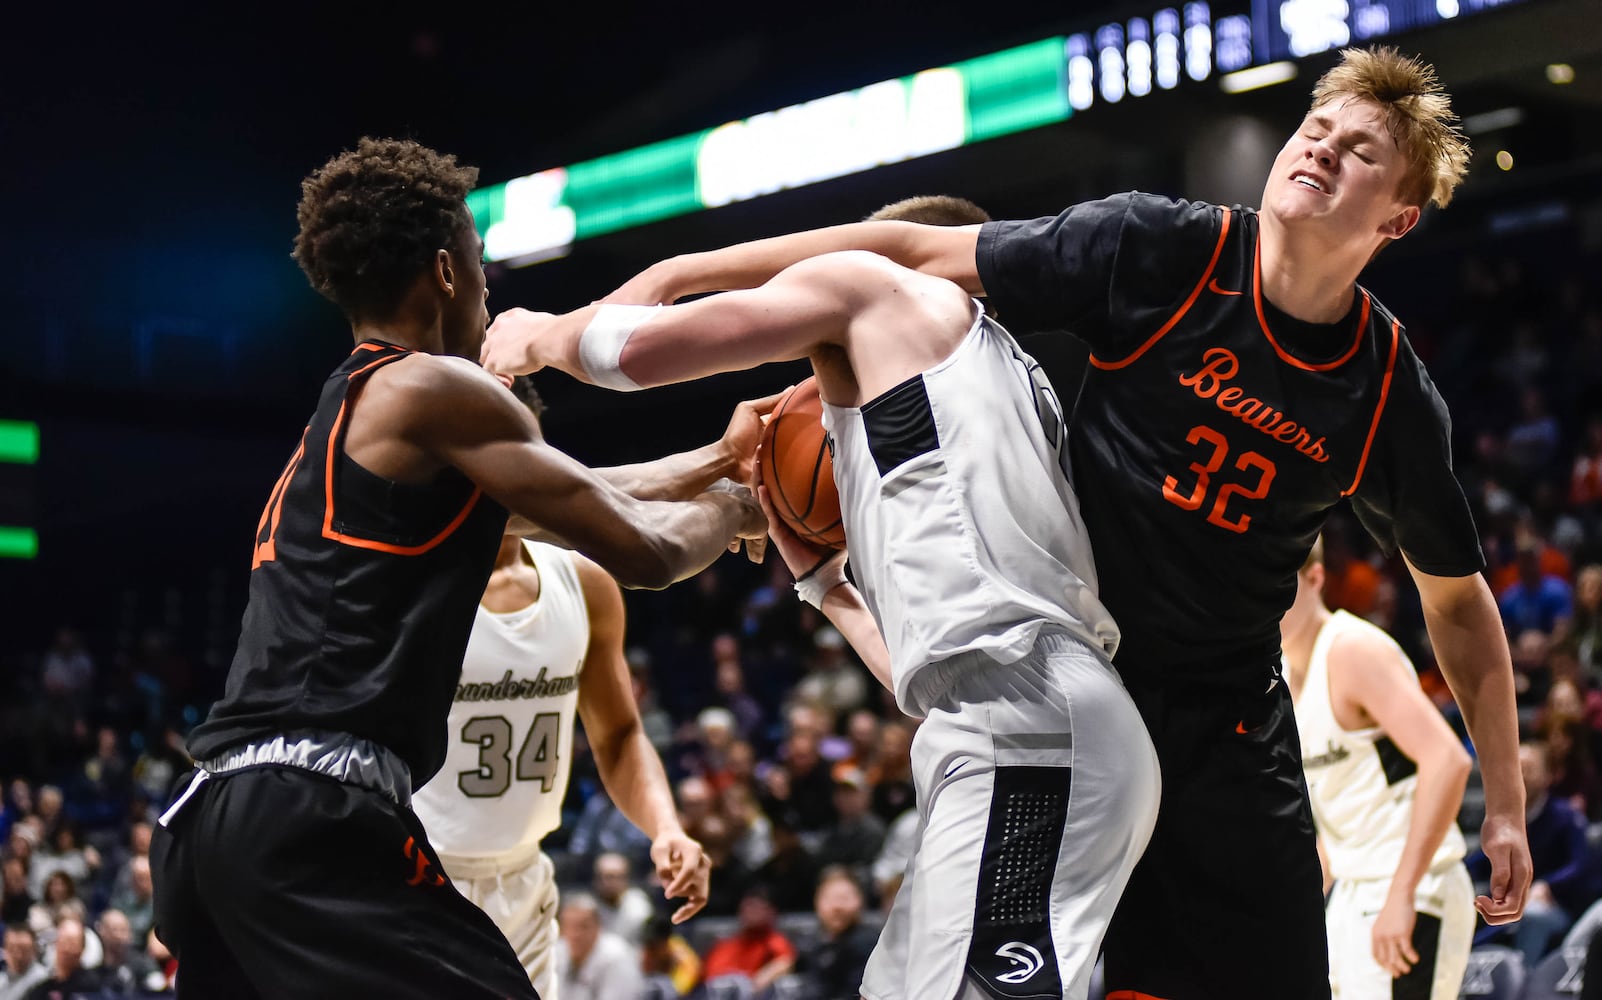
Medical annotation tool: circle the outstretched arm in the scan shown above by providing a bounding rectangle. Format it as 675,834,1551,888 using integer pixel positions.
1408,560,1531,925
601,220,984,305
1331,626,1473,977
399,357,764,589
573,556,710,924
482,253,865,386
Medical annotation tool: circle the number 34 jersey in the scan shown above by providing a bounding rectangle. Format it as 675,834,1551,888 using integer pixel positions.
979,194,1483,677
412,540,589,862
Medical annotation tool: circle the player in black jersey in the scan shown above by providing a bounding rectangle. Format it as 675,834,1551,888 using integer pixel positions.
148,138,769,999
570,46,1532,1000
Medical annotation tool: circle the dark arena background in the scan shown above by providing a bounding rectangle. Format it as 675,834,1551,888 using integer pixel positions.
2,1,1601,996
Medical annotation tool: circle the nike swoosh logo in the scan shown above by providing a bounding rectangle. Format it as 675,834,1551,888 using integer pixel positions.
1235,720,1259,735
1208,277,1243,296
945,758,970,779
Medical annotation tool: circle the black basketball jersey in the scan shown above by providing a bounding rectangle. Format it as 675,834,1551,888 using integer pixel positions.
978,193,1483,677
188,342,507,783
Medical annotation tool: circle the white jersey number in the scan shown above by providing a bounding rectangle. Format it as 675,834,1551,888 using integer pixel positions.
457,713,561,797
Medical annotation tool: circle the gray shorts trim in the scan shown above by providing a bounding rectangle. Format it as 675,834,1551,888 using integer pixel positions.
200,731,413,806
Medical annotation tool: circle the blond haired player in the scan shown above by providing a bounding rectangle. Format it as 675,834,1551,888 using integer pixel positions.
1283,537,1475,998
551,45,1532,998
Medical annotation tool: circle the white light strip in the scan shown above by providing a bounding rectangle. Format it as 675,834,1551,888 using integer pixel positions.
1461,107,1525,135
1218,61,1297,94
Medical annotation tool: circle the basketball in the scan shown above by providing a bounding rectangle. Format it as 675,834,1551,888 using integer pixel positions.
759,377,845,550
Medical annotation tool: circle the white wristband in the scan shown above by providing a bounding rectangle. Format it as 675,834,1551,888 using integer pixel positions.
794,551,848,609
578,304,657,391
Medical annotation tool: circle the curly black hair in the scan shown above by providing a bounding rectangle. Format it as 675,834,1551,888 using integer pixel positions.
292,137,480,321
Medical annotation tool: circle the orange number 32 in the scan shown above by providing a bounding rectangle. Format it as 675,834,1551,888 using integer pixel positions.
1161,425,1276,534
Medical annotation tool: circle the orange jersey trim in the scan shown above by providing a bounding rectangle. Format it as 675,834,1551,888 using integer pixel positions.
1341,316,1401,497
1252,241,1368,371
320,378,484,557
1090,209,1233,371
1106,992,1174,1000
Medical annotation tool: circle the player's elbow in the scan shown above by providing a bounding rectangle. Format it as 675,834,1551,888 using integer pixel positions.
1431,741,1474,789
1447,742,1474,783
602,545,678,591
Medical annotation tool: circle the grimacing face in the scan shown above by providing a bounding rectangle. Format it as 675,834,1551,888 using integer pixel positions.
1261,96,1419,250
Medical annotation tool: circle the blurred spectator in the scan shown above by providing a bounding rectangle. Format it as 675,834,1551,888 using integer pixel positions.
39,630,94,714
31,791,62,850
791,867,879,1000
1571,417,1602,508
592,851,655,951
791,627,869,724
696,813,753,919
675,775,718,846
26,873,84,950
813,769,885,892
105,822,153,909
702,885,795,997
0,783,31,847
1506,385,1562,479
1318,517,1391,623
68,727,130,835
142,930,174,996
723,784,774,872
869,721,916,825
783,703,849,763
640,913,702,998
23,916,97,999
760,731,835,834
831,710,881,783
752,816,819,915
871,809,919,905
1492,526,1575,596
106,856,153,946
686,708,738,795
567,785,654,876
725,740,759,802
554,892,645,1000
710,634,766,743
0,924,47,1000
130,728,189,811
27,825,97,904
95,908,156,996
1469,741,1598,964
2,858,35,926
628,648,677,755
1540,711,1602,821
1574,565,1602,678
1500,537,1575,642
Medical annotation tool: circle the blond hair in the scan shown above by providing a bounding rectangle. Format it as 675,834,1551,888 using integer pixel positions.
1310,46,1471,209
865,195,991,226
1301,535,1325,573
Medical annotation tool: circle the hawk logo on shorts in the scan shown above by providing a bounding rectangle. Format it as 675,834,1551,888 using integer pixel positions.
994,942,1045,984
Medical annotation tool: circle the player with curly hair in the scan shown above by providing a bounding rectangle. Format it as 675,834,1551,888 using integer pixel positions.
148,137,771,998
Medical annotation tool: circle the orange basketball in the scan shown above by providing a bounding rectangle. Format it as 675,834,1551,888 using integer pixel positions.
759,377,845,550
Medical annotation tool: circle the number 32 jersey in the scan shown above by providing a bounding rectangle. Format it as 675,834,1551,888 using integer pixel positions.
979,194,1483,677
412,540,589,862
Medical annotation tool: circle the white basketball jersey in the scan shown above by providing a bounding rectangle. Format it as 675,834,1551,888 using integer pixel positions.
412,540,590,861
1295,610,1466,881
820,305,1119,717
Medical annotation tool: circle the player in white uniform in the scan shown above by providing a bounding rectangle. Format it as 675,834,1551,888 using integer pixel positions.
1281,536,1476,999
481,249,1161,999
413,484,713,995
